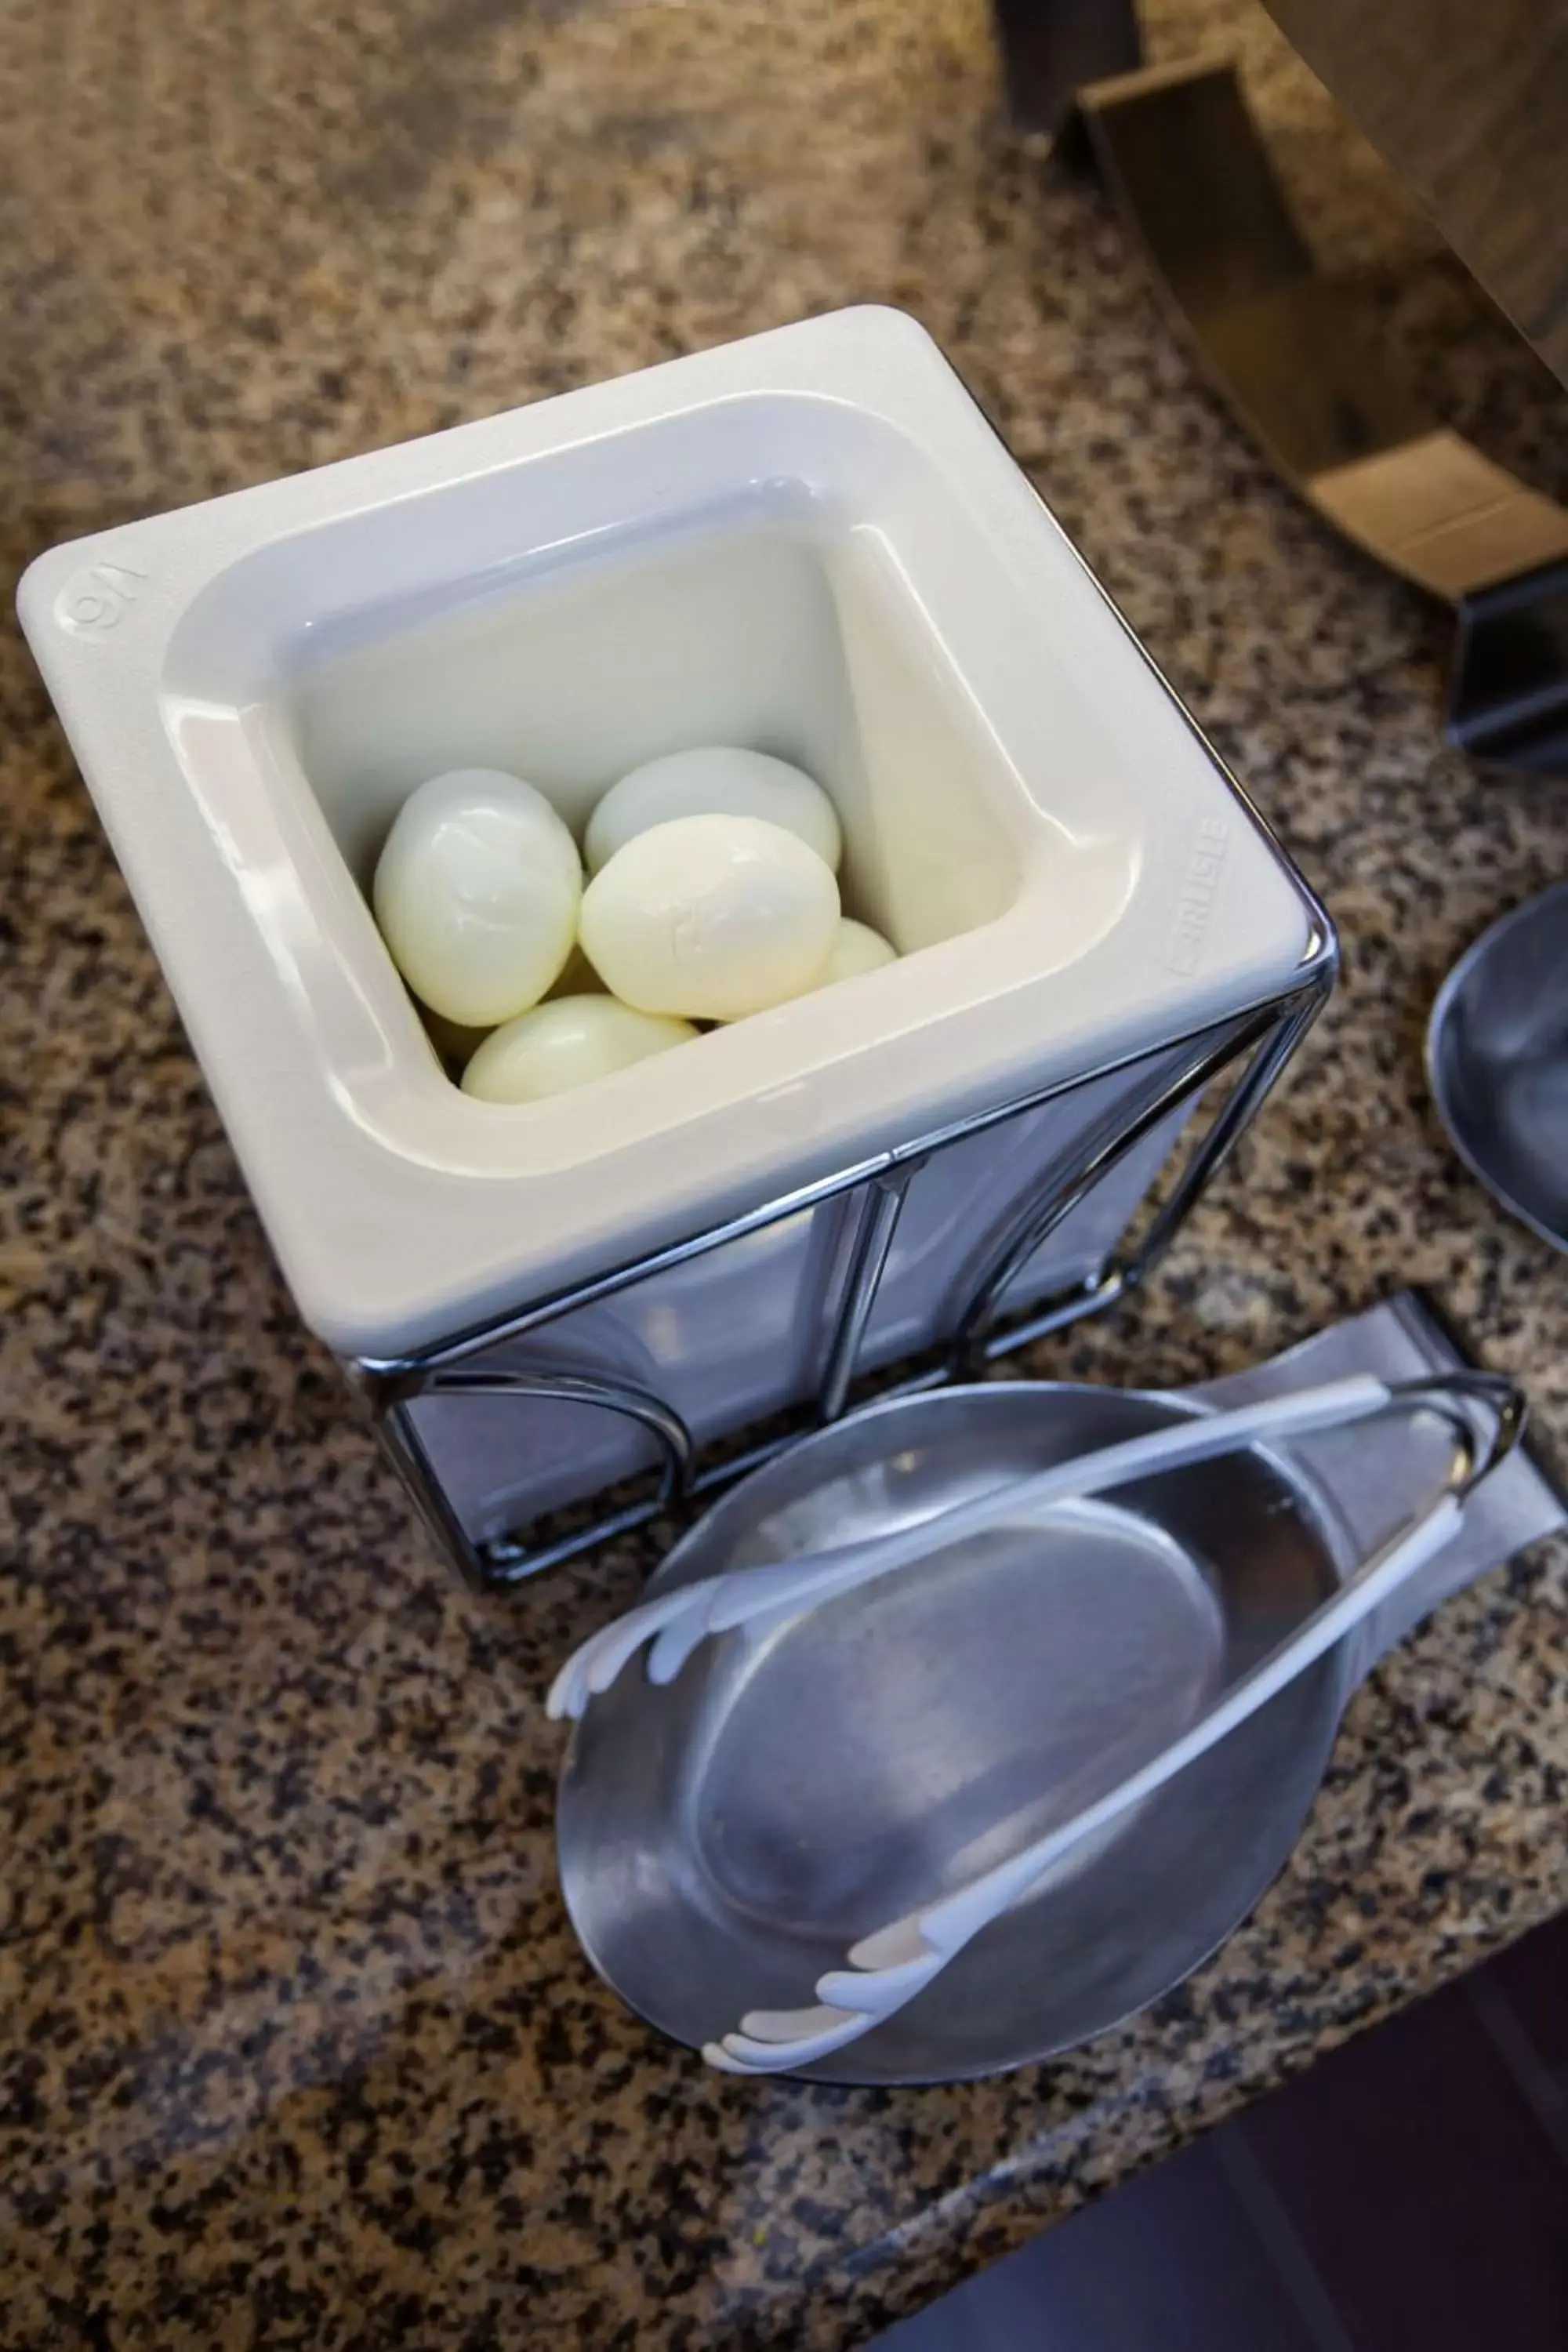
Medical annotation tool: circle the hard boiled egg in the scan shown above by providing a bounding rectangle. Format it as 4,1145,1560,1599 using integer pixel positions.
585,746,843,876
581,815,840,1021
372,768,580,1027
705,917,898,1019
462,996,695,1105
810,917,897,988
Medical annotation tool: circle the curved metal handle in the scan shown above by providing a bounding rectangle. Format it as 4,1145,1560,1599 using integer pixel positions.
1381,1371,1525,1504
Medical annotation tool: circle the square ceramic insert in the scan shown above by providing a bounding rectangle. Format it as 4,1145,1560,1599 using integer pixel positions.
20,307,1316,1362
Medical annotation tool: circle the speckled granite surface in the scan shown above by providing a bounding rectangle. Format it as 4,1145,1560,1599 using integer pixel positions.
5,0,1568,2344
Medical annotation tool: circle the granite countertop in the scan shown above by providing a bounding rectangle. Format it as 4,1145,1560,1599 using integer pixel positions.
5,0,1568,2343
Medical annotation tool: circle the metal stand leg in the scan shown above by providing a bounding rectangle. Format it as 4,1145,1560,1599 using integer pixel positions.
990,0,1142,136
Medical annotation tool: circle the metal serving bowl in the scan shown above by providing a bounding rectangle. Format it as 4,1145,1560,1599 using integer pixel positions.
1428,880,1568,1254
556,1381,1360,2084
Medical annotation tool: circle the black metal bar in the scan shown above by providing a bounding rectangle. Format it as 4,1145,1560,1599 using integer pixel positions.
817,1168,916,1425
379,1398,492,1592
1119,982,1325,1287
991,0,1142,136
1447,557,1568,774
950,1005,1273,1372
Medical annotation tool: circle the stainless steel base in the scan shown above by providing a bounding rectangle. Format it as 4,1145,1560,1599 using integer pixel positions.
555,1293,1565,2082
557,1377,1350,2082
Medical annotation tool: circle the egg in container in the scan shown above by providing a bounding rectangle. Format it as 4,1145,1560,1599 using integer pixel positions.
19,308,1334,1585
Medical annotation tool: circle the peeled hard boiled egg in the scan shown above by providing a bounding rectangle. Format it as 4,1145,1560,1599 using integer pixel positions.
811,917,897,988
585,746,843,876
462,996,695,1104
372,768,581,1028
580,815,840,1021
706,917,898,1019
